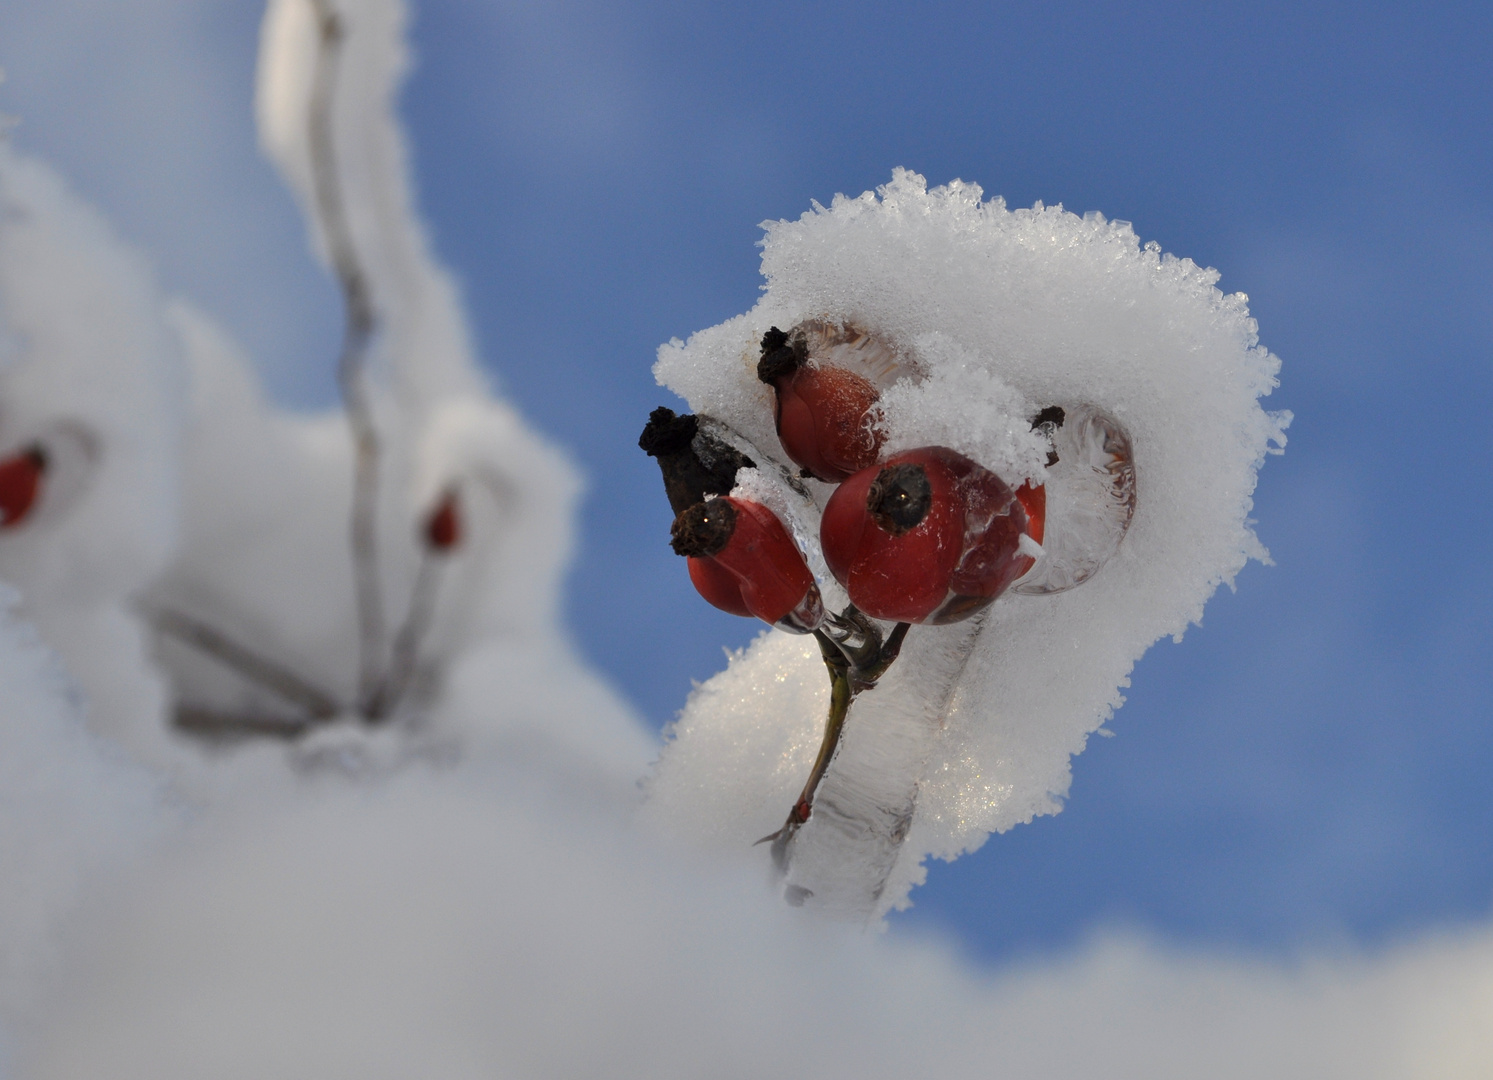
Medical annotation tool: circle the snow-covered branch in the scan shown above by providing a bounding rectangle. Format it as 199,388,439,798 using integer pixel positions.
304,0,388,715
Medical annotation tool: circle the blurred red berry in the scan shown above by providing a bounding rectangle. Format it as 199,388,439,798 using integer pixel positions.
424,489,461,552
0,445,47,529
758,326,886,482
672,497,823,632
820,447,1038,624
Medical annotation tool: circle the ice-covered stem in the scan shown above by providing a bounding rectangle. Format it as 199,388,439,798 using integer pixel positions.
761,612,913,869
848,620,910,689
146,606,340,722
760,630,853,870
818,607,911,690
781,614,985,917
307,0,386,717
817,606,881,672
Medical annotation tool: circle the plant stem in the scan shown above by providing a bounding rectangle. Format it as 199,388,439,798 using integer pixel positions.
307,0,386,718
849,621,909,690
364,551,443,721
759,631,853,870
147,605,341,722
758,616,914,875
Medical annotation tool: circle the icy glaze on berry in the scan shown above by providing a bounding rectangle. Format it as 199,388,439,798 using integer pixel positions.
932,456,1033,624
685,554,754,618
1014,482,1045,545
1010,405,1135,595
673,497,822,631
758,322,912,483
821,447,1036,624
771,365,884,482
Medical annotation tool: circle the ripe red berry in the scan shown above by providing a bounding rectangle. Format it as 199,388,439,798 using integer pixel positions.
424,489,461,552
0,445,47,529
820,447,1039,624
758,323,895,483
684,553,754,619
671,497,823,633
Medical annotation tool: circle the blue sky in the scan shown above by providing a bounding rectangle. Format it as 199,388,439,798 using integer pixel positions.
3,0,1490,967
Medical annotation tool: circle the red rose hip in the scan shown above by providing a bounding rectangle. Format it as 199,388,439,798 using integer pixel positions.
820,447,1040,624
671,497,823,633
684,553,755,619
758,323,903,483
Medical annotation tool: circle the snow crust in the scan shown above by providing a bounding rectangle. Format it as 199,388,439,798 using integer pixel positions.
647,171,1290,916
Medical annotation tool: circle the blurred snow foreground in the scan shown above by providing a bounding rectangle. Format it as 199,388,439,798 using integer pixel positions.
0,0,647,789
1,0,1490,1076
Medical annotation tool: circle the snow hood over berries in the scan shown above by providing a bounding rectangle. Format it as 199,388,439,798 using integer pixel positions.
647,169,1289,917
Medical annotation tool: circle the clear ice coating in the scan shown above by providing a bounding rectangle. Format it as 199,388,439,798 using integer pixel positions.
792,318,918,390
1013,405,1136,596
641,170,1288,919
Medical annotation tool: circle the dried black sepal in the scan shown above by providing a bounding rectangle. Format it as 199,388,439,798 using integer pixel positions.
867,462,931,535
756,326,807,384
670,499,736,558
639,406,754,516
638,406,697,457
1031,405,1065,429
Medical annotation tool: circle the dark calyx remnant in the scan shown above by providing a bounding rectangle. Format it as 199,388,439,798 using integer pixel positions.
639,406,754,516
670,499,736,558
756,326,807,384
867,462,931,535
1031,405,1065,467
1031,405,1065,429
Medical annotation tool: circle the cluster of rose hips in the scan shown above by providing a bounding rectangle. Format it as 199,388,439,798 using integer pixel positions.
642,322,1051,861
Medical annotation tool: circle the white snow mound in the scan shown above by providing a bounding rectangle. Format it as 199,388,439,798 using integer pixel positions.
0,585,164,1031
